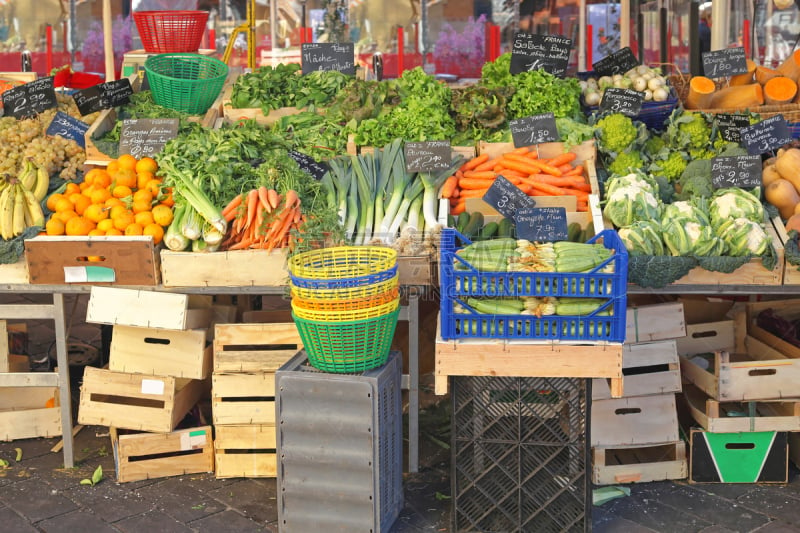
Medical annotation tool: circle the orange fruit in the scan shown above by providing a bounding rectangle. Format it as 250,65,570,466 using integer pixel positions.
105,197,124,209
81,184,96,198
84,168,110,187
113,168,137,189
106,160,120,174
71,195,91,216
134,210,154,227
65,216,95,236
46,193,65,212
117,154,138,171
135,156,158,174
144,178,163,196
151,204,174,227
124,223,144,236
136,170,156,190
45,217,65,235
90,188,112,205
55,210,77,223
84,203,109,223
112,185,132,199
105,227,123,236
133,189,153,204
87,228,106,237
54,197,74,213
159,190,175,207
132,200,152,214
79,180,91,191
64,182,80,195
143,223,165,245
109,205,130,220
113,211,135,232
96,218,114,232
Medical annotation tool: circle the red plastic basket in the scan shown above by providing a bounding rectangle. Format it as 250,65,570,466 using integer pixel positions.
133,11,209,53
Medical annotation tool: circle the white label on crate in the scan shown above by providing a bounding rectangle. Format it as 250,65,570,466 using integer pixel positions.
181,430,207,450
140,379,164,395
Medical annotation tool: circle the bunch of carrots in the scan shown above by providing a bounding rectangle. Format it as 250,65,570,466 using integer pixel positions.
220,186,304,252
440,146,592,215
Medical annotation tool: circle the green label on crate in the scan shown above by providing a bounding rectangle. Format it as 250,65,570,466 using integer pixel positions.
63,266,116,283
704,431,776,483
189,430,205,437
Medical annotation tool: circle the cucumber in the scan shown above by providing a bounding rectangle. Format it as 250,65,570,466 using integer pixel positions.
567,222,582,242
497,218,515,238
456,212,471,234
462,212,484,239
578,229,587,243
585,223,596,241
480,222,499,240
447,214,456,229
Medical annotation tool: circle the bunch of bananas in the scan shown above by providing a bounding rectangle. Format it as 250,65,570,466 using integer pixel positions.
0,159,47,241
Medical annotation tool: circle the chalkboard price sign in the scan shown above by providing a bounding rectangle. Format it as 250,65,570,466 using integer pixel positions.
592,47,640,77
740,115,792,155
510,31,573,77
515,207,569,242
482,175,536,220
711,155,762,189
599,88,644,117
509,113,559,148
46,111,90,148
119,118,179,159
404,141,451,173
715,113,750,143
73,78,133,116
288,150,329,181
702,47,748,78
301,43,355,75
101,78,134,108
2,76,58,119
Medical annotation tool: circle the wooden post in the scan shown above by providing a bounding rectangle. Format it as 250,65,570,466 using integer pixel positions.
103,0,115,81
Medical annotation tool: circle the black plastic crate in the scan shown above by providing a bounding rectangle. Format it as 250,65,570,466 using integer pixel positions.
452,376,591,533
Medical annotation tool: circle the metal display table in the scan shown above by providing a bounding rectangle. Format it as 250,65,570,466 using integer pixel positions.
0,282,422,472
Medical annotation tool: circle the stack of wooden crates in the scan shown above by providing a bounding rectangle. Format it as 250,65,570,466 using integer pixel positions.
78,287,214,483
590,302,688,485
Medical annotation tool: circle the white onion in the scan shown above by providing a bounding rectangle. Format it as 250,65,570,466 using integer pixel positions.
652,87,669,101
644,89,653,101
633,77,648,92
647,77,664,91
584,90,602,106
637,65,649,75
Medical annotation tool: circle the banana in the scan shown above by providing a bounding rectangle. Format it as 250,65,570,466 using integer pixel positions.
32,163,50,202
18,160,36,192
21,187,44,228
0,185,16,240
11,185,25,237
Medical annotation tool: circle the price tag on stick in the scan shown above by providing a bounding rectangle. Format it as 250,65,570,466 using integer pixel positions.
715,113,750,143
592,47,640,76
482,175,536,220
404,141,451,173
301,43,355,75
119,118,179,159
515,207,569,242
740,115,792,155
711,155,762,189
46,111,89,148
509,113,559,148
288,150,329,181
599,88,644,117
2,77,58,119
702,47,748,78
510,31,573,77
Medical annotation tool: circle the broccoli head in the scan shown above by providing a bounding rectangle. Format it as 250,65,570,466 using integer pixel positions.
607,150,645,176
665,109,712,151
677,159,713,200
595,113,640,154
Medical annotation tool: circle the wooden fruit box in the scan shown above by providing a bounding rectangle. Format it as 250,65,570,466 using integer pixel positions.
25,236,159,286
592,441,687,485
476,139,596,163
159,248,289,288
625,302,686,344
0,386,60,441
78,366,205,433
0,259,28,284
214,424,277,479
212,373,277,425
0,321,28,373
746,299,800,359
434,321,623,396
87,287,212,330
213,323,301,374
689,427,789,484
110,425,214,483
109,325,212,380
683,383,800,433
591,393,680,447
772,219,800,285
676,320,736,357
593,339,681,400
220,85,305,126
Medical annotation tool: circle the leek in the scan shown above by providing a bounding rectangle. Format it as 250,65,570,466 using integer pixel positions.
379,151,413,238
344,173,359,241
406,193,423,232
202,222,224,246
420,156,464,232
374,140,402,241
164,203,190,251
352,154,374,244
387,177,424,239
182,204,202,241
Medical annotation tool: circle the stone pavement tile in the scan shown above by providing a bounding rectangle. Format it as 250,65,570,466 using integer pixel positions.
0,478,77,522
112,509,194,533
652,482,771,531
0,437,61,462
188,509,270,533
599,483,714,533
206,478,278,523
139,477,226,523
63,481,154,523
389,506,443,532
735,486,800,526
751,520,800,532
37,509,120,533
592,507,660,533
0,505,39,533
697,526,738,533
684,480,761,502
399,471,450,528
173,471,243,491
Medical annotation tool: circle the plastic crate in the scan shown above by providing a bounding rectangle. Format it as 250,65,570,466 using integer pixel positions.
438,228,628,341
452,376,591,533
276,350,403,533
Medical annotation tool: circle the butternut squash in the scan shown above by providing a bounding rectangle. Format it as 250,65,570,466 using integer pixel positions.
685,76,716,110
764,76,798,105
778,49,800,82
755,66,782,86
785,213,800,233
709,83,764,109
762,164,783,187
775,148,800,193
730,59,757,86
794,202,800,216
765,178,800,220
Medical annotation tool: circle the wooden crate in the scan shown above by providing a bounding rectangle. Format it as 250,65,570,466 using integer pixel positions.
212,372,277,425
746,299,800,359
625,302,686,343
591,393,680,447
78,366,205,433
477,139,596,163
0,386,60,441
25,236,159,286
0,321,28,372
690,428,788,483
213,323,301,373
770,216,800,285
0,259,28,284
221,85,304,126
214,424,277,478
109,325,211,380
592,441,687,485
110,425,214,483
434,322,623,396
87,287,212,330
682,384,800,433
593,339,681,400
159,248,289,287
676,320,736,357
681,335,800,402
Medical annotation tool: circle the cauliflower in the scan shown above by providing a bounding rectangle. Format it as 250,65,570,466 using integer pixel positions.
662,218,726,256
651,150,687,182
608,151,645,176
617,220,664,256
595,113,639,154
715,217,770,256
709,188,763,227
603,181,662,228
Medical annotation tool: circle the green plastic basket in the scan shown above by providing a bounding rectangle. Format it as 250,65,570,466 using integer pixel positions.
144,53,228,114
292,307,400,373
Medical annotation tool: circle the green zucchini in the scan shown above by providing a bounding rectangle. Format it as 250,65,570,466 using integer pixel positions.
479,222,499,240
462,212,485,239
497,217,515,238
567,222,582,242
456,212,471,234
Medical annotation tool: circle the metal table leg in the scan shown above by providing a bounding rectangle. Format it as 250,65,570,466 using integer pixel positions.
408,293,419,473
52,293,74,468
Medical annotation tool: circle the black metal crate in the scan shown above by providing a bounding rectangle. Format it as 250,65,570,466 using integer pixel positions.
452,376,591,533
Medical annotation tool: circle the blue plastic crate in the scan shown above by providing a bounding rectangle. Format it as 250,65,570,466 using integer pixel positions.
439,228,627,342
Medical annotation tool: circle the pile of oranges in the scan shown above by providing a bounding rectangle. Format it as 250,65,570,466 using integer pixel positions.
44,154,174,244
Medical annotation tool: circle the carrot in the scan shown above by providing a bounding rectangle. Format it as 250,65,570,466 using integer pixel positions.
499,158,542,176
516,183,534,194
222,194,243,219
557,163,574,173
459,177,496,189
463,170,496,180
571,183,592,193
493,164,505,173
228,238,254,250
244,189,259,229
264,207,298,252
528,159,563,177
451,187,460,199
284,189,300,209
440,175,459,198
526,175,587,187
457,188,491,198
450,200,467,215
529,181,589,199
267,189,280,210
563,166,585,176
257,186,271,212
511,146,530,154
524,150,540,160
548,152,578,168
496,169,528,179
463,153,489,171
475,157,501,172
